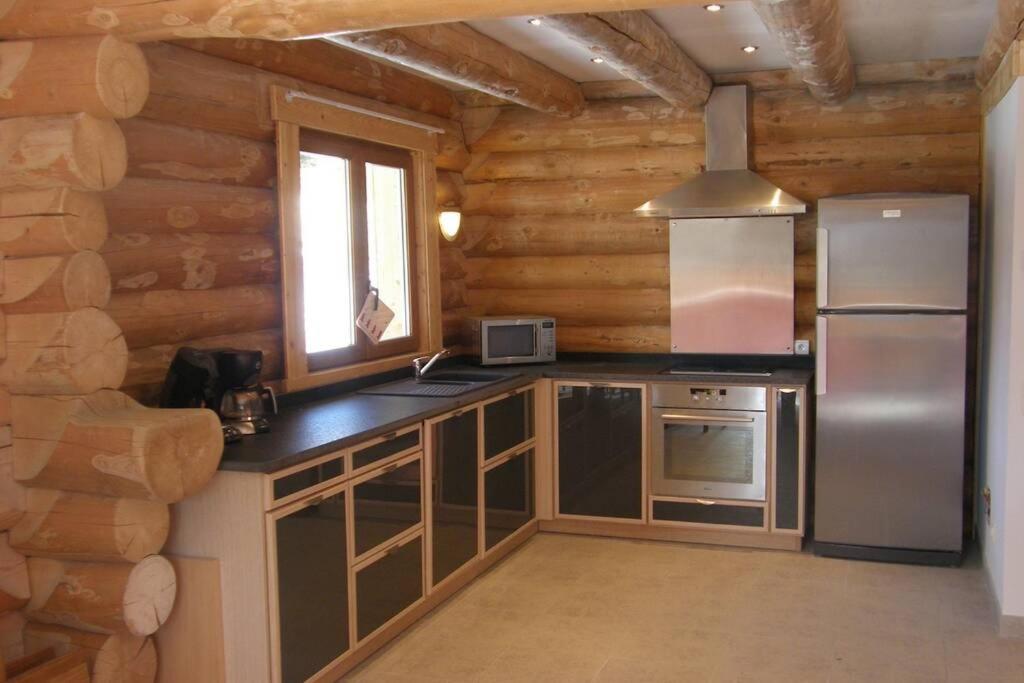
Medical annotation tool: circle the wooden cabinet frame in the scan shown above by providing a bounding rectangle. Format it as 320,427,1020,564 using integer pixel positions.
552,381,649,525
350,450,424,564
481,444,537,557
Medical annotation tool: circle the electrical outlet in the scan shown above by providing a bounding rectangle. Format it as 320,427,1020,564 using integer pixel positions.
794,339,811,355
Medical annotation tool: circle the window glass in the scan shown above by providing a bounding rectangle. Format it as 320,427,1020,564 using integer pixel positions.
366,163,411,341
299,151,354,354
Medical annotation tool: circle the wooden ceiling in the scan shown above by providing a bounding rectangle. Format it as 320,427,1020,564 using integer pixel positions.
0,0,1019,112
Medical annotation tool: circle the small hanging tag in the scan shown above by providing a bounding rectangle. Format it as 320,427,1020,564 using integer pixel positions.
356,289,394,344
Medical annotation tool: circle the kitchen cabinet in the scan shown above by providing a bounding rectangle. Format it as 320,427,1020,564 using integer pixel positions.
352,453,422,558
556,383,645,521
272,485,350,683
483,388,534,461
354,532,424,641
772,387,806,534
427,408,479,588
484,447,535,551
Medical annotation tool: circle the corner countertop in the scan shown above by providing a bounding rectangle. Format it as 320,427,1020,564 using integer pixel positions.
219,360,813,475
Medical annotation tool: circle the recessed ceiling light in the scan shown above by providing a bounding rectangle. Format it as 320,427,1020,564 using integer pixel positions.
527,17,542,26
704,3,723,11
742,45,759,54
591,57,605,64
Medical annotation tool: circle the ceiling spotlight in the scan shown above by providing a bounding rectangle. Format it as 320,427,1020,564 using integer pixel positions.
704,3,723,11
527,17,542,26
742,45,759,54
591,57,605,64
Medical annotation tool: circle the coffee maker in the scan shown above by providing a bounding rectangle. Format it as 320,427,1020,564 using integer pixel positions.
160,347,277,442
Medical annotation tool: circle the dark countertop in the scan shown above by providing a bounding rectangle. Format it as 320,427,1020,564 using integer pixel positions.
220,360,813,474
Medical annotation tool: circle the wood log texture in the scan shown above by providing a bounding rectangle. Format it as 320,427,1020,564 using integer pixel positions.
139,42,469,172
11,489,168,563
23,624,156,683
0,610,26,662
0,189,108,258
123,328,281,405
120,118,275,188
330,24,585,117
0,114,126,193
8,650,90,682
0,36,149,119
0,251,111,313
0,309,127,395
107,284,281,349
977,0,1024,87
542,11,711,109
12,391,223,503
0,0,709,41
459,79,980,352
752,0,855,104
102,231,278,292
103,178,275,235
26,556,175,637
176,37,457,119
0,534,29,614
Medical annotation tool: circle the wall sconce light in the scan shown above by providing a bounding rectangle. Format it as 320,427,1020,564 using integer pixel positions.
439,210,462,241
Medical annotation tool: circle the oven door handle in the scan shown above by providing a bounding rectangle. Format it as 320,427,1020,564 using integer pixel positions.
659,414,756,424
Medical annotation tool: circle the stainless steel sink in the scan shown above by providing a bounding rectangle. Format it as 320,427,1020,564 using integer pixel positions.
358,371,517,398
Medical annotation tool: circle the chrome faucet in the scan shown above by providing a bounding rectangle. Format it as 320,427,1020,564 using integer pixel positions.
413,348,449,381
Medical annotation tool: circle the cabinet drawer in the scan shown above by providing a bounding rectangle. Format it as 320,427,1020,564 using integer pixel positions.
355,532,424,641
352,426,421,472
484,448,535,551
483,388,534,461
352,454,423,559
651,499,765,529
270,455,346,507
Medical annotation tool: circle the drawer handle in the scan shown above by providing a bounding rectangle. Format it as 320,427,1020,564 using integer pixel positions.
383,463,399,474
453,409,464,417
590,382,609,388
307,495,325,507
696,499,716,506
381,431,398,441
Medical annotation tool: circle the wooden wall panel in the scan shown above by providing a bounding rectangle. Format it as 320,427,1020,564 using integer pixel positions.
457,79,982,353
108,41,467,401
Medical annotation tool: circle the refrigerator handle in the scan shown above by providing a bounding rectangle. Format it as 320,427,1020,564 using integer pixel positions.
816,316,827,396
817,227,829,309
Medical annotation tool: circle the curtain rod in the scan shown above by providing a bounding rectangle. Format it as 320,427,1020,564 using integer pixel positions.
283,90,446,135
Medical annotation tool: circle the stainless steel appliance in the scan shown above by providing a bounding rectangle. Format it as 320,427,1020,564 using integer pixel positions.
651,384,767,501
669,215,795,354
815,193,969,565
663,365,772,377
635,85,806,219
466,316,556,366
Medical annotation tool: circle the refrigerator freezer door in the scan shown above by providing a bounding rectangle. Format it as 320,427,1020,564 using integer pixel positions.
814,313,965,552
818,194,969,311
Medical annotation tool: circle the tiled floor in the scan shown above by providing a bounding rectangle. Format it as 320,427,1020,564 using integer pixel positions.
345,533,1024,682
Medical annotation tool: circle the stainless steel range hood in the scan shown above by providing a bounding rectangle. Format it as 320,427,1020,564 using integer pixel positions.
634,85,806,219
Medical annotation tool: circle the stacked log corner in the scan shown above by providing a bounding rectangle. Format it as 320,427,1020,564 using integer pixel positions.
0,33,222,683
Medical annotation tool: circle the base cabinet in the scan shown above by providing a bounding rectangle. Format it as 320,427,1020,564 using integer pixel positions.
484,448,535,551
556,383,645,521
274,488,350,683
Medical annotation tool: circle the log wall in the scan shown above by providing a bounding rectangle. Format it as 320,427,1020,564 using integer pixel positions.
456,78,982,351
110,42,469,403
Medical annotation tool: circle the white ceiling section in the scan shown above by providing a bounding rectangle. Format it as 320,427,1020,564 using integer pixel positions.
467,0,997,82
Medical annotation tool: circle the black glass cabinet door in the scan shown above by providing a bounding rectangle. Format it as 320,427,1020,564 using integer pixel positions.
275,490,349,683
355,534,424,640
430,409,479,586
484,449,535,550
353,457,422,557
483,389,534,460
557,385,644,520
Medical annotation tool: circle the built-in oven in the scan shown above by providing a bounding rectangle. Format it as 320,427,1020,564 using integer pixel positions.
651,384,767,502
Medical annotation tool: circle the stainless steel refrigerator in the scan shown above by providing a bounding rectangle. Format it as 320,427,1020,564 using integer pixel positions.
814,193,968,565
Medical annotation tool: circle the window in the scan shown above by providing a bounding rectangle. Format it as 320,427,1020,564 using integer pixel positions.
298,130,419,372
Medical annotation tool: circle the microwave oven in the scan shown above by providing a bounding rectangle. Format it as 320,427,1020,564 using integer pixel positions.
466,316,556,366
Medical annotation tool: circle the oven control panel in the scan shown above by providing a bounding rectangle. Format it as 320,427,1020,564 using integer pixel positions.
652,384,766,412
